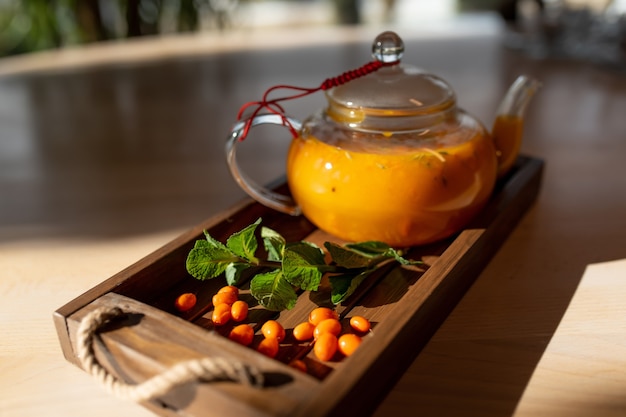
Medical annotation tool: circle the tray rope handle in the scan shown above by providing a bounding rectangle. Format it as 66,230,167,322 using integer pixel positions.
76,306,265,402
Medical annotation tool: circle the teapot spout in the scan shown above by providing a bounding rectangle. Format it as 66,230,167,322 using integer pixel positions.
492,75,541,177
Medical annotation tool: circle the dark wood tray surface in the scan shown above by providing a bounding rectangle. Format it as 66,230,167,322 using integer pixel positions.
54,155,544,417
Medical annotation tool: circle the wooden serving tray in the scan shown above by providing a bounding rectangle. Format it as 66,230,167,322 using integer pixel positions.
54,155,544,417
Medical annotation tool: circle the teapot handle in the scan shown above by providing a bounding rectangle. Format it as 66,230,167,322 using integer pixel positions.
225,113,303,216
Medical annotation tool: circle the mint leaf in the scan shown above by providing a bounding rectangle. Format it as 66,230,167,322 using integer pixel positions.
187,218,421,311
324,242,372,268
345,241,422,266
249,269,298,311
225,262,252,286
226,218,260,264
186,240,240,280
203,230,230,250
261,226,285,262
345,241,393,257
282,242,327,291
329,270,373,305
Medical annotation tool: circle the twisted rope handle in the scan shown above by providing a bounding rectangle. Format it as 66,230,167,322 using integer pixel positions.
76,306,264,402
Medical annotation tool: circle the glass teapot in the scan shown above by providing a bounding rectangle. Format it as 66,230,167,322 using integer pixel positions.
226,31,540,247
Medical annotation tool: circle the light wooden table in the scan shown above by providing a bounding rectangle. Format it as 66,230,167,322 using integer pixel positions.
1,21,625,417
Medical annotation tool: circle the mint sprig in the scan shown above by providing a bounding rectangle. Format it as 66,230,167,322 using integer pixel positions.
185,218,421,311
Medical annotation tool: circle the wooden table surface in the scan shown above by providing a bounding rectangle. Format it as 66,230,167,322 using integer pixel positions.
1,21,625,417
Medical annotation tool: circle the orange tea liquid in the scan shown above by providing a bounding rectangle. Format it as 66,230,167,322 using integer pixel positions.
286,132,498,246
492,114,523,177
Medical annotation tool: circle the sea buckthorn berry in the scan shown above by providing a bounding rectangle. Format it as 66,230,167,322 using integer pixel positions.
338,333,362,357
292,322,315,341
261,320,286,341
212,291,237,306
313,318,342,339
308,307,338,326
229,324,254,346
211,303,232,325
257,337,279,358
349,315,371,333
288,359,307,373
230,300,249,322
314,333,338,361
217,285,239,297
174,293,197,312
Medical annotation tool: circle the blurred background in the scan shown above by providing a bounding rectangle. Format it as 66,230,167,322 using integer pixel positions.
1,0,624,66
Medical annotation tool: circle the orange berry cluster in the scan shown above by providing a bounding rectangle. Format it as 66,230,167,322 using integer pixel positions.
257,320,284,358
257,320,308,372
206,285,256,346
211,285,249,325
205,286,285,361
177,287,371,373
299,307,371,362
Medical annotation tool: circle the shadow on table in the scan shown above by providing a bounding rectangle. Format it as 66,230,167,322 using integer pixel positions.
372,205,590,417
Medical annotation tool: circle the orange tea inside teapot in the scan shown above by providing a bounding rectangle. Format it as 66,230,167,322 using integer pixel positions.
286,117,498,246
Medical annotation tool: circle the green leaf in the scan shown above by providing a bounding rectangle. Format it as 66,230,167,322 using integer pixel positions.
249,269,298,311
203,230,229,250
324,242,372,268
186,219,421,312
261,226,285,262
186,240,239,280
345,241,423,266
282,242,327,291
329,270,373,305
225,262,252,286
344,241,393,257
226,218,261,263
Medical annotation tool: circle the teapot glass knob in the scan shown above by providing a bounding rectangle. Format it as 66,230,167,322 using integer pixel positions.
372,31,404,63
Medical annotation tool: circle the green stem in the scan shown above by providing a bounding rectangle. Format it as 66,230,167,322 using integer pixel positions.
255,259,372,275
256,259,282,269
368,255,394,269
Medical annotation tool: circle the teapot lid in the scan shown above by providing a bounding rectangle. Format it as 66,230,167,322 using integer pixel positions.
326,32,456,115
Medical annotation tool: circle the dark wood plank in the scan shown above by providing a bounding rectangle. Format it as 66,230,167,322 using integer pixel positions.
66,292,320,417
56,155,543,416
